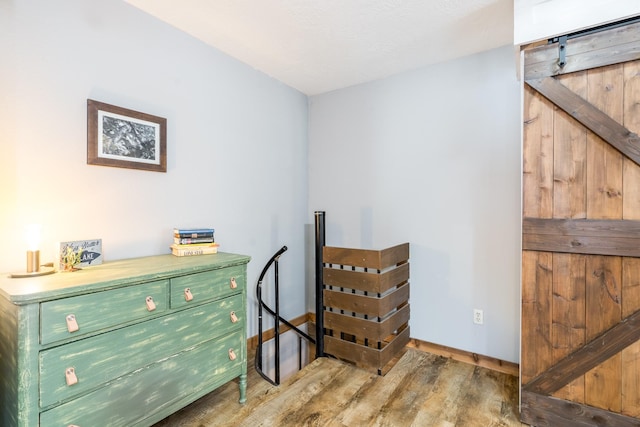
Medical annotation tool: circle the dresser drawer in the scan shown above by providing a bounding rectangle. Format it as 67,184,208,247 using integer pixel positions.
40,330,245,427
39,293,244,408
40,280,169,345
170,264,245,308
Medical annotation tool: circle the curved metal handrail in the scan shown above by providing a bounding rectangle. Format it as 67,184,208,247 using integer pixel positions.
255,245,315,386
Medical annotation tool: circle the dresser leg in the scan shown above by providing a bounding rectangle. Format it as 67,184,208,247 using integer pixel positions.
239,373,247,404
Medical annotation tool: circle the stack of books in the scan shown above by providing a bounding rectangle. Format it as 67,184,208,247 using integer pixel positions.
170,228,219,256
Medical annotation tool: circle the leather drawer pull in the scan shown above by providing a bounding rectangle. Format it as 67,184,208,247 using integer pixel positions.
228,348,237,361
230,277,237,289
65,367,78,386
146,296,156,311
230,311,238,323
184,288,194,301
66,314,79,333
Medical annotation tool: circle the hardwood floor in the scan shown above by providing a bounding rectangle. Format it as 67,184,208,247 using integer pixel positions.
153,348,526,426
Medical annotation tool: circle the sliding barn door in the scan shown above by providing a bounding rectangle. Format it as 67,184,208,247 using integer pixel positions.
521,21,640,426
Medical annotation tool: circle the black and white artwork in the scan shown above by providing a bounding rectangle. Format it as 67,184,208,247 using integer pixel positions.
87,99,167,172
98,112,159,163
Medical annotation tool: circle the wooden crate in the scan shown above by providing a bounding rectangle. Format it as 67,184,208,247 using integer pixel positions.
322,243,410,375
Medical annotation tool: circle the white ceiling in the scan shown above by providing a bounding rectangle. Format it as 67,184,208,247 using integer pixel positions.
124,0,514,95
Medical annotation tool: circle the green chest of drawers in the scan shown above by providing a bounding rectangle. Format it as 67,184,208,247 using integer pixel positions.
0,252,250,427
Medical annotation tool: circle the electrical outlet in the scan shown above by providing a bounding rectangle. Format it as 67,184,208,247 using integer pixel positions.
473,309,483,325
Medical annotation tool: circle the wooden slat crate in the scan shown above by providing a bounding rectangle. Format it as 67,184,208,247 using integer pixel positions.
322,243,410,375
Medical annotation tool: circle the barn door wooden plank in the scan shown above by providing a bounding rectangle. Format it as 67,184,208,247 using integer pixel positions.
521,391,640,427
551,253,586,402
553,72,587,219
523,84,554,219
521,251,553,384
522,217,640,257
584,64,624,413
585,65,624,218
524,218,640,239
525,77,640,167
621,59,640,418
623,259,640,417
524,20,640,80
524,308,640,395
550,72,588,402
622,60,640,219
522,75,555,387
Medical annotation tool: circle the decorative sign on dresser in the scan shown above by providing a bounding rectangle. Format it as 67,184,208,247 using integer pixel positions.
0,252,250,427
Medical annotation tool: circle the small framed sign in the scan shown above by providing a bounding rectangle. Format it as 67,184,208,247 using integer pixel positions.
58,239,103,271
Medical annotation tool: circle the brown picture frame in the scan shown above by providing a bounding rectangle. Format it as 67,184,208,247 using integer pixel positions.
87,99,167,172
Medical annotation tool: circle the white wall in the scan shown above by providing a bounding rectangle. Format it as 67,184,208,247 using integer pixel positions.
0,0,528,365
0,0,308,336
308,45,522,363
514,0,640,45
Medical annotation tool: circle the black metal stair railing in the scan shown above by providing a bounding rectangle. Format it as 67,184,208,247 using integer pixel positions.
255,245,315,386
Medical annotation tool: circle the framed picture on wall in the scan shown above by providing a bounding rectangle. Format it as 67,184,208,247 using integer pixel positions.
87,99,167,172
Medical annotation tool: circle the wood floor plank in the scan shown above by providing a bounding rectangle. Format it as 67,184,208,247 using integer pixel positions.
454,367,521,426
274,361,374,426
234,358,350,426
153,348,525,427
331,349,441,426
369,352,448,426
410,358,476,425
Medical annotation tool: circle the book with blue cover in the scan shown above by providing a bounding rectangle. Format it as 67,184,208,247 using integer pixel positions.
173,228,214,238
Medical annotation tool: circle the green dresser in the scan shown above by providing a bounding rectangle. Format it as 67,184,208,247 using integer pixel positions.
0,252,250,427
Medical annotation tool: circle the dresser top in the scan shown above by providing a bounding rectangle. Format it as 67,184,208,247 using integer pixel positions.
0,252,251,304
